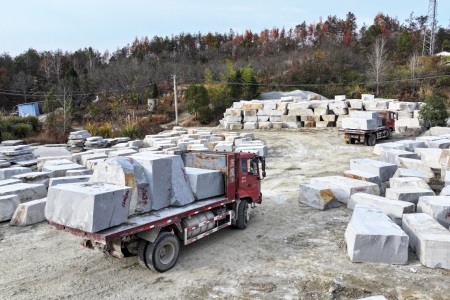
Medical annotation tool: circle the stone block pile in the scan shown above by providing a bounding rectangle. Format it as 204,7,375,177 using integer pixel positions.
0,144,37,167
299,126,450,269
219,94,424,134
66,130,91,153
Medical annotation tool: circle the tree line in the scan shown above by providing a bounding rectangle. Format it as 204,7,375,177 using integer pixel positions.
0,11,449,115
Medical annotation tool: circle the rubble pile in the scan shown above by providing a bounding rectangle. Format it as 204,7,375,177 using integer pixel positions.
219,94,425,135
300,126,450,270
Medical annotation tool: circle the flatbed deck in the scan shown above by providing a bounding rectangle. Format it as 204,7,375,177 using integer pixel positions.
49,196,233,244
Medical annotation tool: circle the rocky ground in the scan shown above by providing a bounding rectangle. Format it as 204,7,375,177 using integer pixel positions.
1,128,450,300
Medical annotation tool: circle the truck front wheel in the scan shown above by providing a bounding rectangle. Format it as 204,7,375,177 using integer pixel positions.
236,200,250,229
138,233,180,272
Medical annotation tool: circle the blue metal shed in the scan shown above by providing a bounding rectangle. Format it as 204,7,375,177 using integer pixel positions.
18,102,40,117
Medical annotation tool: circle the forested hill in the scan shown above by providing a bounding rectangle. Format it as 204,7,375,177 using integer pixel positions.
0,12,449,112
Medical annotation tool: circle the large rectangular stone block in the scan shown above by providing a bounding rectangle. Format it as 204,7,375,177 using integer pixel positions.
345,204,408,264
380,149,418,165
298,184,339,210
46,183,131,233
402,213,450,269
417,196,450,228
0,178,23,187
439,149,450,167
0,167,32,180
349,111,379,119
49,175,92,187
348,193,415,225
414,148,443,169
0,183,47,203
10,198,47,226
393,168,431,183
0,195,20,221
350,159,397,182
12,171,53,188
389,177,431,190
341,118,378,130
134,154,195,207
185,167,224,200
427,139,450,149
385,187,435,204
396,140,426,152
397,157,434,178
372,142,406,156
109,149,138,157
43,163,86,177
310,176,380,204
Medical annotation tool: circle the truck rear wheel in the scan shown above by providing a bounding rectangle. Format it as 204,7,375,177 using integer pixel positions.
139,233,180,273
367,134,377,146
236,200,249,229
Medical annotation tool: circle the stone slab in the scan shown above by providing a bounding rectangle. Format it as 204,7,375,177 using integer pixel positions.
385,187,435,204
380,149,418,165
109,149,138,157
0,183,47,203
10,198,47,226
43,163,86,177
414,148,443,169
417,196,450,228
37,156,72,171
185,167,224,200
49,175,91,187
402,213,450,269
46,183,132,233
0,179,22,187
345,204,408,264
0,194,20,222
389,177,432,190
396,140,426,152
348,193,415,225
428,139,450,149
298,184,339,210
396,157,434,178
393,168,431,183
350,159,397,182
65,169,93,176
373,142,406,156
310,176,380,204
0,167,33,180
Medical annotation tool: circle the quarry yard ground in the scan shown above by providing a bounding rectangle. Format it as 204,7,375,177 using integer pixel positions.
1,128,450,300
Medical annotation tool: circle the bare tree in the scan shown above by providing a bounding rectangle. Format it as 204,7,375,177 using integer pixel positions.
367,37,388,96
409,52,419,94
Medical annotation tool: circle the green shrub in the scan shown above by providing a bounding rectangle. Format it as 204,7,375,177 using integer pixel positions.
1,131,14,141
13,123,33,138
419,95,449,127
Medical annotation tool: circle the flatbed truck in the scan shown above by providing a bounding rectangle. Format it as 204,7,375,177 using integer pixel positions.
49,151,266,272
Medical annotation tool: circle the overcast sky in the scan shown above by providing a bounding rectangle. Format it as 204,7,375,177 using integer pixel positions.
1,0,449,57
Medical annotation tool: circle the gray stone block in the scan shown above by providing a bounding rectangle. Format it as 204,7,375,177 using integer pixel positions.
49,175,91,187
0,195,20,221
298,184,339,210
10,198,47,226
417,196,450,228
185,167,224,200
402,213,450,269
310,176,380,204
350,159,397,182
397,157,434,178
345,204,408,264
12,171,53,188
396,140,426,152
385,187,435,204
393,168,431,183
90,157,150,215
37,156,72,171
373,142,406,156
108,149,138,157
348,193,415,225
380,149,418,165
0,167,32,180
43,163,86,177
389,177,431,190
0,183,47,203
0,179,22,187
46,183,132,233
65,169,93,176
427,139,450,149
343,170,383,194
131,156,172,210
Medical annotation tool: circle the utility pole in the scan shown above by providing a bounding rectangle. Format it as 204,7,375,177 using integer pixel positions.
172,75,178,126
422,0,438,55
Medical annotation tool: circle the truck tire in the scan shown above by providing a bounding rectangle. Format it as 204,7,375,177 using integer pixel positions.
367,134,377,146
145,232,180,273
236,200,249,229
137,240,149,268
350,138,356,144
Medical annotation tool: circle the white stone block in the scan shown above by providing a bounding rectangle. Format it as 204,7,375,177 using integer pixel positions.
235,145,268,157
402,213,450,269
341,118,378,130
393,168,431,183
414,148,443,169
49,175,91,187
185,167,224,200
385,187,435,204
243,122,258,130
396,140,426,152
389,177,431,190
310,176,380,204
0,195,20,221
345,204,408,264
66,169,93,176
37,156,71,171
0,179,22,187
348,193,415,225
350,159,397,182
349,111,379,119
0,183,47,203
10,198,47,226
109,149,138,157
361,94,375,101
46,183,131,233
214,142,233,152
43,163,86,177
439,149,450,167
0,167,32,180
258,122,272,130
348,100,364,109
397,157,434,178
298,184,339,210
428,139,450,149
417,196,450,228
373,142,406,156
430,127,450,136
380,149,418,165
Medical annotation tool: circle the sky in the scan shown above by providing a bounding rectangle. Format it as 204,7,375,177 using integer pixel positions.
1,0,449,57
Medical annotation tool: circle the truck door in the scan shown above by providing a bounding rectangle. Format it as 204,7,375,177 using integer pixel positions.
238,157,261,202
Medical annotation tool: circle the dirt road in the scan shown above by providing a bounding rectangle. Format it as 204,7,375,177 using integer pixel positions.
1,128,450,299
